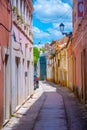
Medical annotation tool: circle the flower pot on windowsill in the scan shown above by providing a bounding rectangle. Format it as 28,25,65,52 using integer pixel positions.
29,31,33,38
12,6,18,15
24,24,28,30
24,24,30,35
17,15,24,25
21,24,24,30
13,14,17,21
24,25,27,30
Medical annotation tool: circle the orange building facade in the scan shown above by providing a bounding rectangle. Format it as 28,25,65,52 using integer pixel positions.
72,0,87,103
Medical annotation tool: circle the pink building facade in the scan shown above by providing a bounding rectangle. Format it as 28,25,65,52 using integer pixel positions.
0,0,34,127
11,0,34,114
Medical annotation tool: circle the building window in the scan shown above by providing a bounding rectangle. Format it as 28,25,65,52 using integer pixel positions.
20,0,22,15
58,59,60,67
16,0,18,9
24,1,26,13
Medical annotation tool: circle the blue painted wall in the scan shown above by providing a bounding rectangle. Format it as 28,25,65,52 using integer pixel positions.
40,55,47,80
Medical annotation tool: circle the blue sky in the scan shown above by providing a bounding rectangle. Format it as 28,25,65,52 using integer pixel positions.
33,0,72,45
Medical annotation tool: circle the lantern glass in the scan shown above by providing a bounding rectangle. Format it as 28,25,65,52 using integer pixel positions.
59,23,64,32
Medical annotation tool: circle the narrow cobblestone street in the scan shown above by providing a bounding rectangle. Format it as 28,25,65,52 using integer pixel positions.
2,81,87,130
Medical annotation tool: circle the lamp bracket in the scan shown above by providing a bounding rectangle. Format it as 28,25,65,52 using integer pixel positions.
62,32,72,37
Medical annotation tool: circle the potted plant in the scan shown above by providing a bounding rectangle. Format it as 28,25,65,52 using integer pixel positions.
17,15,24,24
29,30,33,36
12,6,18,15
24,23,28,30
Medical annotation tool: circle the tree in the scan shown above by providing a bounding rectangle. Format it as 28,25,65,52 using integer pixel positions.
33,46,40,68
40,47,47,53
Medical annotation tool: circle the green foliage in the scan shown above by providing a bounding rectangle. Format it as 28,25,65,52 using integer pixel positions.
13,6,24,24
11,114,15,117
40,47,46,53
33,47,40,66
17,15,24,24
12,6,18,15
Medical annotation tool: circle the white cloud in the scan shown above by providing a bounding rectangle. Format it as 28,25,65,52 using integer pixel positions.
33,0,72,44
47,28,62,38
53,22,72,31
33,0,72,23
33,26,63,44
34,43,48,49
33,26,50,39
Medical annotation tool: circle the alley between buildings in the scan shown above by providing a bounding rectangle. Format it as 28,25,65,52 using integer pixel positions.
2,81,87,130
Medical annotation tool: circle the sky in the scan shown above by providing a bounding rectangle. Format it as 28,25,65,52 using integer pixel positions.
32,0,72,45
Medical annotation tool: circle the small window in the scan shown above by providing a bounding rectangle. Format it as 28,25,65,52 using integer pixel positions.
58,59,60,67
20,0,22,15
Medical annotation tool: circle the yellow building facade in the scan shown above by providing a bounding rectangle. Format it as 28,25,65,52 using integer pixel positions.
54,37,69,87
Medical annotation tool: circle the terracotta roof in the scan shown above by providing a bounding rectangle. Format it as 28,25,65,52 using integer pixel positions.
48,36,70,54
50,40,57,46
55,36,69,51
57,36,69,45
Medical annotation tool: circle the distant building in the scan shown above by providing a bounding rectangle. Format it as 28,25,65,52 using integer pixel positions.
46,54,53,82
40,53,47,80
37,59,40,78
46,41,57,83
47,37,69,85
56,37,69,86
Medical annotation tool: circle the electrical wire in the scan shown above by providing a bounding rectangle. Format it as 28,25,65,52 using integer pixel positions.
33,4,72,23
57,9,72,21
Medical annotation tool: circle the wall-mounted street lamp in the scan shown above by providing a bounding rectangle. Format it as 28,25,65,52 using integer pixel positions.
59,23,72,37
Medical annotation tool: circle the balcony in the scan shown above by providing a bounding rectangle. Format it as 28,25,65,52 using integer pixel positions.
12,6,33,42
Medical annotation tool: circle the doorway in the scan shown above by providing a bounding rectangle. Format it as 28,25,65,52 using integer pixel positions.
3,54,10,123
81,49,86,103
73,57,76,91
15,57,20,108
27,61,30,96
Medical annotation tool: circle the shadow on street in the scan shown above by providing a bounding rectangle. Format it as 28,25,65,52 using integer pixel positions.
2,81,87,130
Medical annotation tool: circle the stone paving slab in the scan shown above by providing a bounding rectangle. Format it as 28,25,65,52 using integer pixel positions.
35,120,67,126
47,81,87,130
2,84,46,130
2,81,87,130
34,126,67,130
33,84,68,130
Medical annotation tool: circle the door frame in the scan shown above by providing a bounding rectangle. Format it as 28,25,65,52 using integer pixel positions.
3,48,10,124
81,49,86,103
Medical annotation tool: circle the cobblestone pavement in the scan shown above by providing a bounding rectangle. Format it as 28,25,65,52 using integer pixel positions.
45,81,87,130
2,84,46,130
2,81,87,130
33,82,68,130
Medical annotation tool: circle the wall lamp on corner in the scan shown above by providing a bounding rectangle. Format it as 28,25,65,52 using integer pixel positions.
59,23,72,38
